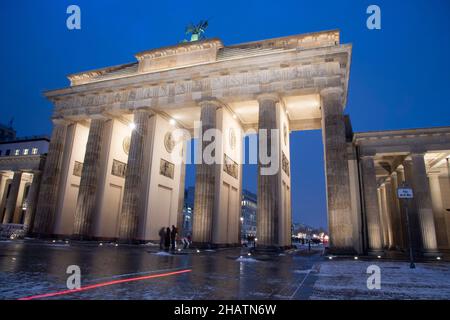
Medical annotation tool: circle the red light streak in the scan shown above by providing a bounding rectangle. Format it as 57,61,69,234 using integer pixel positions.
18,268,192,300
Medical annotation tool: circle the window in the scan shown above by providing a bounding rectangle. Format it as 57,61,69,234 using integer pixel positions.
5,149,10,156
23,149,29,155
14,149,20,156
0,150,2,156
32,148,38,155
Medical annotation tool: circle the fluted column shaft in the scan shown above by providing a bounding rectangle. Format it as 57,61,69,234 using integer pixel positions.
23,171,42,232
33,121,68,235
320,88,354,253
403,160,422,251
409,153,438,254
389,172,403,248
73,118,108,238
383,179,394,249
192,102,218,243
428,174,449,249
256,95,280,247
396,167,409,248
2,171,22,224
119,109,152,241
360,156,383,253
0,175,7,220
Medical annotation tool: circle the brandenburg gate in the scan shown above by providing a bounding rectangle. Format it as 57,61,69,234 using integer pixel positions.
30,30,450,255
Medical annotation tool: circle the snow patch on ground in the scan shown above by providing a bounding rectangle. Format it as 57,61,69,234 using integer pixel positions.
310,260,450,299
152,251,173,256
293,269,312,274
236,257,259,263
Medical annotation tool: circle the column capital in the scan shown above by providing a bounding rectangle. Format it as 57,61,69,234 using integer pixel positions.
360,154,376,160
427,171,441,177
256,93,280,104
320,87,344,97
410,151,427,158
51,117,72,126
133,107,154,115
198,98,226,109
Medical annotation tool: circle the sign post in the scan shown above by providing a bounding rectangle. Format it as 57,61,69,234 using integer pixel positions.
397,184,415,269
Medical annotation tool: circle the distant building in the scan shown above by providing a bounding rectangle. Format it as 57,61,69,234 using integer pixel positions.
0,122,16,142
241,189,257,239
0,124,49,237
181,186,195,236
181,187,258,240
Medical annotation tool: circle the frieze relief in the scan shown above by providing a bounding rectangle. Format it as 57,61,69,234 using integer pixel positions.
52,61,344,115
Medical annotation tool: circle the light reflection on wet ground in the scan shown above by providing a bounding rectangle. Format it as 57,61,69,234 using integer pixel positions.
0,240,321,300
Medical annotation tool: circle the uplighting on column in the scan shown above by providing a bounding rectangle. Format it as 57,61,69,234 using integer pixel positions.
129,122,136,130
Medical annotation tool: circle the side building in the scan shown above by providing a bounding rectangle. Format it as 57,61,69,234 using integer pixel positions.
0,127,49,237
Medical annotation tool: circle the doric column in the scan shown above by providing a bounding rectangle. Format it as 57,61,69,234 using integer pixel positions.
22,171,42,232
118,109,153,242
192,100,218,244
73,117,109,238
383,178,394,249
403,159,422,251
176,148,186,236
2,171,22,224
33,120,69,235
256,94,291,248
428,173,449,249
409,153,439,255
257,94,279,247
0,175,9,222
360,155,383,253
320,87,354,253
389,172,403,249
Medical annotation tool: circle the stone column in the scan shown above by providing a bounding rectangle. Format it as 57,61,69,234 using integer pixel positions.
192,101,218,244
320,87,354,253
428,173,449,249
118,109,153,242
360,155,383,254
409,153,439,255
389,172,403,249
0,175,9,222
33,120,69,235
2,171,22,224
403,160,422,252
257,95,280,247
383,178,395,249
22,171,42,232
176,145,186,236
377,187,386,248
73,117,109,239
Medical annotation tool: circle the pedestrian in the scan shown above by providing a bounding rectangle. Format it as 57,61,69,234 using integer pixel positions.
164,227,171,251
170,225,178,251
158,227,166,250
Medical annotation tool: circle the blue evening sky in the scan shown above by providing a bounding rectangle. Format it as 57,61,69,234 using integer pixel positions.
1,0,449,229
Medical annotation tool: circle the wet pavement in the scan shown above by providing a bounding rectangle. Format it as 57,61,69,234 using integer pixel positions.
0,240,322,300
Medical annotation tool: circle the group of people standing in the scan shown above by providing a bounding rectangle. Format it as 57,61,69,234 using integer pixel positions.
158,225,192,251
159,225,178,251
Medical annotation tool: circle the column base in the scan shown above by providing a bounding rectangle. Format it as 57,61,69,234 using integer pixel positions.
71,234,96,241
325,246,358,256
367,249,384,256
422,249,441,258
